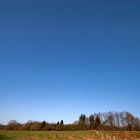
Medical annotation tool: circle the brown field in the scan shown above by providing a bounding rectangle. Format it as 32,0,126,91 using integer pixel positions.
0,131,140,140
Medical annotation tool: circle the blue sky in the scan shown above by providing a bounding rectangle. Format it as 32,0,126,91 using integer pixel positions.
0,0,140,124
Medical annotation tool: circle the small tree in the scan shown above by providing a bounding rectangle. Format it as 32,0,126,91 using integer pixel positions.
79,114,86,125
79,114,86,129
60,120,64,125
41,121,46,129
56,120,64,131
95,115,101,129
6,120,20,130
89,115,94,129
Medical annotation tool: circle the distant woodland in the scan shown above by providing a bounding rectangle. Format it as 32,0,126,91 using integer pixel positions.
0,112,140,131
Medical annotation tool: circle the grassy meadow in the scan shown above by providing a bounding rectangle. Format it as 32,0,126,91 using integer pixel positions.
0,131,140,140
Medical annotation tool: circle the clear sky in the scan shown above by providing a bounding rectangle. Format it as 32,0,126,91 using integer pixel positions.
0,0,140,124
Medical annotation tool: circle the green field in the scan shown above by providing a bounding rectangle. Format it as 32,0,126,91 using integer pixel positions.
0,131,140,140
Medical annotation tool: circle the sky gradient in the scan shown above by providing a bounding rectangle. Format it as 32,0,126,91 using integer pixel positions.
0,0,140,124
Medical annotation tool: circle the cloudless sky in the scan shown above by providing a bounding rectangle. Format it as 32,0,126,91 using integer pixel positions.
0,0,140,124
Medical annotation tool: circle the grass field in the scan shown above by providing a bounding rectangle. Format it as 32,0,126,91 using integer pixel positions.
0,131,140,140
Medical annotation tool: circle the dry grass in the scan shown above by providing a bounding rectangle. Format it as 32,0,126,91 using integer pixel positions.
18,133,140,140
0,130,140,140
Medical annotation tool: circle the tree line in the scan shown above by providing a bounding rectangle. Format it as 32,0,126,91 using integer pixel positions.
0,111,140,131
